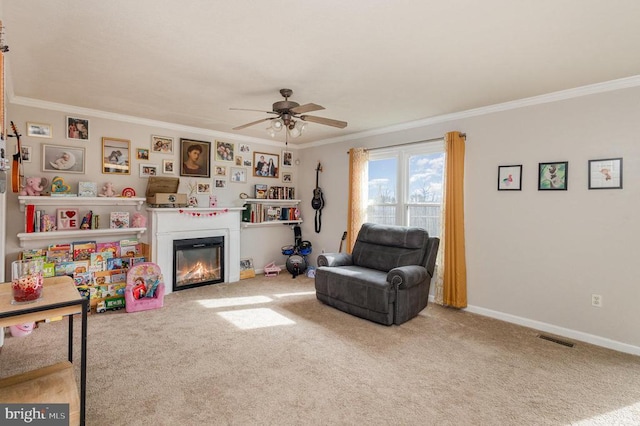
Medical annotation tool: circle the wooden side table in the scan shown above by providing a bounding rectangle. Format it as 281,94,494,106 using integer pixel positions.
0,276,88,425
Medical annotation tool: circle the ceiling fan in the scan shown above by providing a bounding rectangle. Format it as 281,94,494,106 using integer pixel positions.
231,89,347,136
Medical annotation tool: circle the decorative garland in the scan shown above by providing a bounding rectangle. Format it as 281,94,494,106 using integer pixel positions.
178,208,229,217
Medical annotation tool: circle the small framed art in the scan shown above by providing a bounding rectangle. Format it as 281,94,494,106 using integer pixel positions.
42,144,86,173
538,161,568,190
214,178,227,189
214,165,227,176
67,116,89,140
253,151,279,178
136,148,149,160
102,137,130,174
588,158,622,189
21,146,32,163
197,182,211,194
151,135,174,154
282,150,293,167
215,141,235,162
139,164,158,178
282,171,293,183
230,167,247,183
497,165,522,190
27,122,52,138
162,159,175,174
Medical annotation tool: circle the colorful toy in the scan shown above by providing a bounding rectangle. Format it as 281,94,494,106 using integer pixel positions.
99,182,116,197
264,262,281,277
51,176,71,194
125,262,165,313
131,213,146,228
19,177,48,196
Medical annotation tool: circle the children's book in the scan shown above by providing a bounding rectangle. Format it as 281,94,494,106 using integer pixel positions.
90,251,113,266
73,241,96,261
96,241,120,258
78,181,98,197
254,184,267,199
110,212,129,229
106,257,123,271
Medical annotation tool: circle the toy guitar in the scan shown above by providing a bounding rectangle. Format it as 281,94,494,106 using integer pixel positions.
10,121,23,193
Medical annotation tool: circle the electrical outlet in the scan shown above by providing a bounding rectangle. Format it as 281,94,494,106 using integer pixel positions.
591,294,602,307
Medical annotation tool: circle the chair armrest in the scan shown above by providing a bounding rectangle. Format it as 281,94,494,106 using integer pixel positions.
387,265,429,289
317,252,353,267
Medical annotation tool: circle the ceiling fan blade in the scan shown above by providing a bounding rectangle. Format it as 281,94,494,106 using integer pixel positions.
230,108,278,114
232,117,274,130
290,103,325,114
300,115,348,129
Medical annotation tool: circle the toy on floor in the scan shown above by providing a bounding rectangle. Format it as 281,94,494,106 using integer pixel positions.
264,262,281,277
125,262,165,313
282,225,312,278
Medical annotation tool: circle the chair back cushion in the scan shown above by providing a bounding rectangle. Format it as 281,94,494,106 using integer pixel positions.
351,223,430,272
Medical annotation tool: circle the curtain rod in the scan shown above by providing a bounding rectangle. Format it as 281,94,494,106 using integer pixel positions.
347,133,466,154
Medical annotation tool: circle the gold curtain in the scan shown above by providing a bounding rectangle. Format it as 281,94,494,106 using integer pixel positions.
347,148,368,252
442,131,467,308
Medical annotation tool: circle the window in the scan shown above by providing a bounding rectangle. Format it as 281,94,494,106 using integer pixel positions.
366,141,444,237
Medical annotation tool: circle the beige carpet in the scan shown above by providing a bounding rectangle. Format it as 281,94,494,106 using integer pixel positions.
1,274,640,425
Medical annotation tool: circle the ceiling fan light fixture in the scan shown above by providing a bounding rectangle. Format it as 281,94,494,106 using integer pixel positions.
295,120,307,134
271,118,284,131
266,127,277,138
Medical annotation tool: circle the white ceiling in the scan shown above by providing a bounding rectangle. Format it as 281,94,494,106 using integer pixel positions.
3,1,640,145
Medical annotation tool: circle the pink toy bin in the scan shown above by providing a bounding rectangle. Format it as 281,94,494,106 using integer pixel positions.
125,262,165,313
9,322,36,337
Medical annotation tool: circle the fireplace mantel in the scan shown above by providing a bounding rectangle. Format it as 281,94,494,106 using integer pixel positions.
146,207,243,295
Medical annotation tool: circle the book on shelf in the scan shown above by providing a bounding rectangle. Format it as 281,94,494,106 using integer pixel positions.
25,204,35,233
72,241,97,261
96,241,120,257
78,181,98,197
254,184,267,199
110,212,129,229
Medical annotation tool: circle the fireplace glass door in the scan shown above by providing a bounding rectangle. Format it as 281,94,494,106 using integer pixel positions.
173,237,224,291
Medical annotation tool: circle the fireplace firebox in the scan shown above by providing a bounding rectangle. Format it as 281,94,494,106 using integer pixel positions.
173,236,225,292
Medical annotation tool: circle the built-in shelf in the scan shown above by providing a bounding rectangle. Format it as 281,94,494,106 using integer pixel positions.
19,196,146,212
17,228,146,248
241,199,302,227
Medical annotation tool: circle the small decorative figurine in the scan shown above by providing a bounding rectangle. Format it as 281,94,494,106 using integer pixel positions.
131,212,146,228
99,182,116,197
51,176,72,194
19,177,48,196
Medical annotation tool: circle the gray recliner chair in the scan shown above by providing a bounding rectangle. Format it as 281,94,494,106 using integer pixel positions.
315,223,439,325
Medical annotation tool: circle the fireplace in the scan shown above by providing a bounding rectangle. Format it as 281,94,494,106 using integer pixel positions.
173,236,225,292
147,207,243,295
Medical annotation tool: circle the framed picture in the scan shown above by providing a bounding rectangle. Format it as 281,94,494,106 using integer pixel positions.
215,141,235,162
538,161,568,190
139,164,158,178
66,116,89,140
214,178,227,189
235,155,243,166
588,158,622,189
253,151,279,178
21,146,32,163
243,158,252,167
282,171,293,183
497,165,522,190
196,182,211,194
56,208,80,230
240,258,256,279
26,122,52,138
151,135,174,154
214,165,227,176
239,144,251,154
42,144,86,173
180,138,211,177
102,137,131,174
230,167,247,183
162,159,175,174
282,150,293,168
136,148,150,160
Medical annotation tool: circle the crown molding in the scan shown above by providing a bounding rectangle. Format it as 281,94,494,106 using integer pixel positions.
302,75,640,149
8,75,640,150
8,94,286,147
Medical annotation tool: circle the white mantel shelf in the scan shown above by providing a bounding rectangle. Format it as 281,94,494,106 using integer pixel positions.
19,196,146,212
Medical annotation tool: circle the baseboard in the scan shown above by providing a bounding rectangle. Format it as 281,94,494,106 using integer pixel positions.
428,296,640,356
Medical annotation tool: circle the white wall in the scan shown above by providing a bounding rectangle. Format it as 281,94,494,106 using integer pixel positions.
301,84,640,354
3,103,300,275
